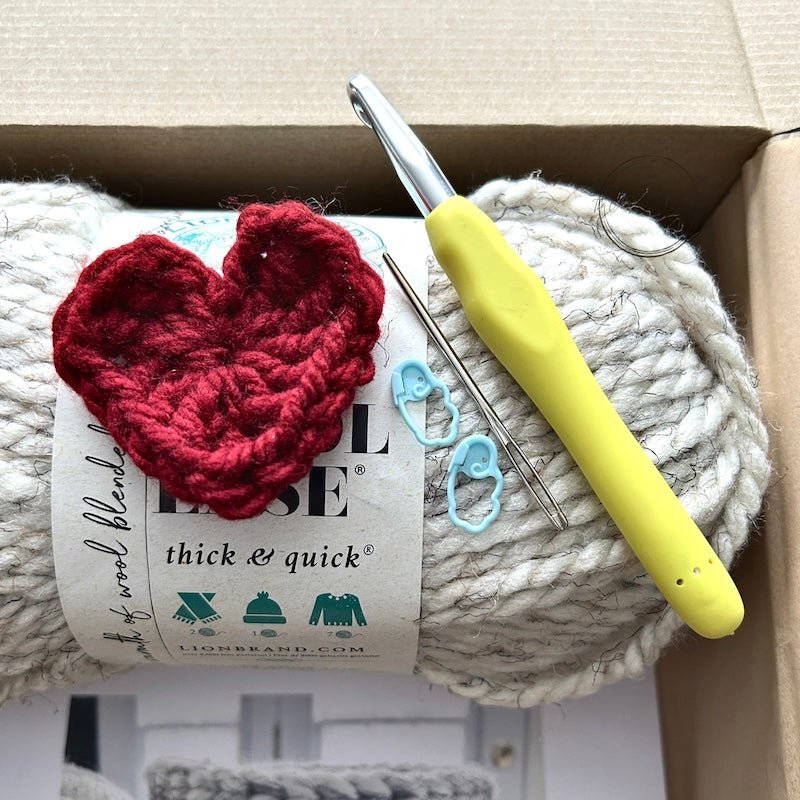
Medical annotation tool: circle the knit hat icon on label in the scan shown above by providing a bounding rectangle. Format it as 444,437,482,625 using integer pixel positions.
242,592,287,624
308,593,367,627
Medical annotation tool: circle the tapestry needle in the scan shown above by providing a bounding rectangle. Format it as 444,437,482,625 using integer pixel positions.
383,251,568,532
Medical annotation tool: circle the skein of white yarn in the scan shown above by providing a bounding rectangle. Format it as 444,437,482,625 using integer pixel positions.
0,178,769,708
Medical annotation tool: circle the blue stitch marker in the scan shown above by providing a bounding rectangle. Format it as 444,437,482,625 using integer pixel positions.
391,359,460,447
447,435,504,534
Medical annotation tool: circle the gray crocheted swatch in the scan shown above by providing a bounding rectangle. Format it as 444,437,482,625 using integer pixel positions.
62,764,134,800
147,760,497,800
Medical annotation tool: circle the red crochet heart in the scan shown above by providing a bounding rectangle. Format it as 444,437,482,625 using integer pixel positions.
53,202,385,519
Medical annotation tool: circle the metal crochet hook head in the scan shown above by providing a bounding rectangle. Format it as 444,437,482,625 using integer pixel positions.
383,253,568,532
348,74,455,216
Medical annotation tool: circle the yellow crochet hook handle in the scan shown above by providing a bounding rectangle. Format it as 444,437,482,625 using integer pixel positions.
426,195,743,639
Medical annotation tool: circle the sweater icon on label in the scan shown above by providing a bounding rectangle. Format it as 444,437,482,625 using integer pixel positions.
173,592,220,625
308,593,367,627
242,592,287,624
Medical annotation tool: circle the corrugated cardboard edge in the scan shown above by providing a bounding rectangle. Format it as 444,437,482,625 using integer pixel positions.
0,1,769,128
658,131,800,800
732,1,800,134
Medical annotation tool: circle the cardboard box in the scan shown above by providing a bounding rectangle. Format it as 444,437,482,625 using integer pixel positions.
1,2,798,797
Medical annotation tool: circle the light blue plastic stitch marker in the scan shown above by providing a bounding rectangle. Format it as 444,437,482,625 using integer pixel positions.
391,359,460,447
447,434,504,534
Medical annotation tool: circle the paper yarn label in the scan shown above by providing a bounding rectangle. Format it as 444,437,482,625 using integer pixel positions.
51,210,428,673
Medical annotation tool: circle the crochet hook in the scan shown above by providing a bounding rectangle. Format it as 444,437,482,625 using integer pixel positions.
348,74,744,639
383,252,568,531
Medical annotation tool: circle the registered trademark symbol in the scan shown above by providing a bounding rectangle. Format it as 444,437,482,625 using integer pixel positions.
355,464,366,475
363,544,375,555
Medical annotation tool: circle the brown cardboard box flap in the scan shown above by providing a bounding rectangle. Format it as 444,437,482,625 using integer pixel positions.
732,0,800,134
2,0,796,131
4,1,794,223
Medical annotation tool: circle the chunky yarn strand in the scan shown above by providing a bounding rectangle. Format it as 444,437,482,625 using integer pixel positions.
0,179,769,708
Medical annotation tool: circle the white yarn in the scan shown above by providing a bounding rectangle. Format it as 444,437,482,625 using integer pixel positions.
0,182,125,701
0,178,769,709
62,764,133,800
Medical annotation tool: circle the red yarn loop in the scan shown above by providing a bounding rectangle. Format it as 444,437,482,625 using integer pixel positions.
53,202,385,520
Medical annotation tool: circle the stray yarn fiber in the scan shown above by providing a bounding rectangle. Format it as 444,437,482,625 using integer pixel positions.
0,179,769,708
52,202,384,520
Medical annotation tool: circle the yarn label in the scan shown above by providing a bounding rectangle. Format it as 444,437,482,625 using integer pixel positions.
51,211,428,673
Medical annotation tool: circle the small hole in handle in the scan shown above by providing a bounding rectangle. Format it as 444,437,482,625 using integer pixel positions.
676,578,684,586
693,567,701,575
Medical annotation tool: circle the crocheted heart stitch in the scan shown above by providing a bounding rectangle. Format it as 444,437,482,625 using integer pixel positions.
53,202,385,519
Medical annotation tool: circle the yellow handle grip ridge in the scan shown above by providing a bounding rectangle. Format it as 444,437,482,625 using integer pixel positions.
425,195,743,639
